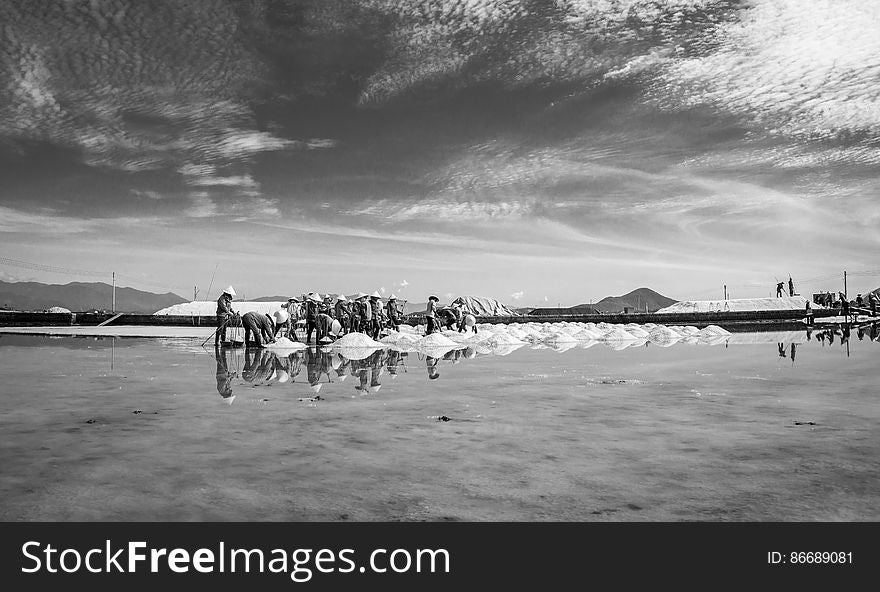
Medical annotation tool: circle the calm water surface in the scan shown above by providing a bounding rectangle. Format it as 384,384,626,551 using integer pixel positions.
0,329,877,521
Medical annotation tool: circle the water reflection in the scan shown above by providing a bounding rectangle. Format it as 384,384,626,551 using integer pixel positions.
194,323,880,402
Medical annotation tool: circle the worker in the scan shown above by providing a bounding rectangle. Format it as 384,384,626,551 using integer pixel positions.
242,309,281,348
776,282,784,298
304,293,321,343
282,296,302,341
386,294,401,331
334,295,349,334
369,292,382,339
840,293,850,319
869,292,878,316
788,276,795,297
424,295,439,335
437,306,458,331
315,311,335,343
361,293,373,335
856,293,864,308
215,286,236,346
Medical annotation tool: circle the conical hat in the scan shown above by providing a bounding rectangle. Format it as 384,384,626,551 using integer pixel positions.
371,291,381,298
223,286,236,297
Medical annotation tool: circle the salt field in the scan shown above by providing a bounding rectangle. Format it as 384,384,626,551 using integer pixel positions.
1,322,878,522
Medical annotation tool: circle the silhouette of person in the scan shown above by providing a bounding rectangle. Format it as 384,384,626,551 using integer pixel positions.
790,343,796,364
788,277,794,297
776,282,784,297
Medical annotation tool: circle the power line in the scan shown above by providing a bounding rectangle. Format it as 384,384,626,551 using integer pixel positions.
0,256,187,295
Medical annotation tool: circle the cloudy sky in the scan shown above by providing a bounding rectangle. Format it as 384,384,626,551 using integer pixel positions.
1,0,879,305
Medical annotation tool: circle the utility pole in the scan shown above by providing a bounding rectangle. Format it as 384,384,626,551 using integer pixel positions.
193,286,199,302
843,270,847,298
112,272,116,312
724,284,727,300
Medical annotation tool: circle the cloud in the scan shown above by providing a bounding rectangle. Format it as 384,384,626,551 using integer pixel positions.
510,291,524,300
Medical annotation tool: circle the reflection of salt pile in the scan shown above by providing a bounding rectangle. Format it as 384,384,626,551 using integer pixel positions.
333,333,383,348
624,324,650,338
698,325,731,337
335,347,380,361
264,337,306,350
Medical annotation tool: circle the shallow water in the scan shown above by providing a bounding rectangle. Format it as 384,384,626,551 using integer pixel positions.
1,328,878,521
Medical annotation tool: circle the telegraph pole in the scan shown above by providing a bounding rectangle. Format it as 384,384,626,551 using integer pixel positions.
843,270,847,298
112,272,116,312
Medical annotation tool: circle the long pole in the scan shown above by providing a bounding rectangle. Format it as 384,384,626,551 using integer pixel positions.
112,272,116,312
843,270,847,298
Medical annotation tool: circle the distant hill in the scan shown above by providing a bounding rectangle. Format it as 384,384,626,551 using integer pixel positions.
251,295,290,302
591,288,677,313
0,280,187,313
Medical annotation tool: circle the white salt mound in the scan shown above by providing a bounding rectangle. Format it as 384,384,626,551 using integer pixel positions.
648,325,681,341
333,332,383,348
602,326,638,341
264,337,306,350
418,333,460,348
487,332,526,346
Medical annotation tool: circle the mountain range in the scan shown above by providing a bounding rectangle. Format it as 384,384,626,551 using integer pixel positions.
566,288,677,314
0,281,677,315
0,281,187,314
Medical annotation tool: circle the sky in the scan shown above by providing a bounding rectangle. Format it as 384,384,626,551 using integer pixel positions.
1,0,879,306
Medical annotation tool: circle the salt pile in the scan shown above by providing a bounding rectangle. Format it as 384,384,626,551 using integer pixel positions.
333,332,383,348
264,337,306,350
418,333,460,348
484,332,526,346
648,325,681,346
601,326,638,341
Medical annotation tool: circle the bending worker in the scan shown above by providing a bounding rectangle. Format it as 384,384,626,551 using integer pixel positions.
215,286,236,346
242,309,286,348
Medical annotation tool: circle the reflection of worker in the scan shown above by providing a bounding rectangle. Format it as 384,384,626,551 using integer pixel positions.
215,286,236,346
243,349,277,383
214,344,235,400
777,343,786,357
426,355,440,379
790,343,796,364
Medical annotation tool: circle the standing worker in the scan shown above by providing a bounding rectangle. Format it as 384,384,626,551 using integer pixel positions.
788,276,795,297
305,293,320,344
386,294,401,331
334,295,349,334
869,292,878,316
215,286,236,346
369,292,382,339
424,295,439,335
361,293,373,335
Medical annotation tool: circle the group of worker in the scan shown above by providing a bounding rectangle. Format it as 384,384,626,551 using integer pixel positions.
214,286,476,347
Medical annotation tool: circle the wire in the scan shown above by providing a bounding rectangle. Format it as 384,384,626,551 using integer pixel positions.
0,256,188,295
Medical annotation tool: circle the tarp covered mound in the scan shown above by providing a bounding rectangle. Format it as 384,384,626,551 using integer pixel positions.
451,296,518,317
153,301,284,316
46,306,71,313
656,296,820,314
